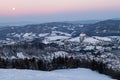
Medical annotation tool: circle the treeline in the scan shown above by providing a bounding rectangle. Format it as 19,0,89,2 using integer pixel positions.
0,56,120,79
0,42,58,58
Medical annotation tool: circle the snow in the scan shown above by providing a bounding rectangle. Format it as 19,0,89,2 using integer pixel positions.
51,27,57,30
44,36,70,42
42,35,69,44
23,33,36,39
42,35,70,44
42,31,70,43
69,37,80,42
83,37,99,44
17,52,25,59
54,51,68,57
94,36,111,41
68,36,98,44
13,34,21,38
68,37,100,44
84,46,95,50
0,68,113,80
23,33,32,38
46,51,69,59
79,33,86,37
51,31,71,37
47,36,69,41
11,56,16,59
68,36,111,44
38,33,49,37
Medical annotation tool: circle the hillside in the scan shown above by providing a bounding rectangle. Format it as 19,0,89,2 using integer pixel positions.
0,19,120,79
0,20,120,41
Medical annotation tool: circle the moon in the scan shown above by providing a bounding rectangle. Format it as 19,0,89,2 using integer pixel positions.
12,8,16,11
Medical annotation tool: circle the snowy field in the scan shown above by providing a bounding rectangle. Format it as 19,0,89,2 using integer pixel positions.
0,68,113,80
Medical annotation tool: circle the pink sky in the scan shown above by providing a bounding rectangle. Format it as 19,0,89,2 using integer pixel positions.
0,0,120,16
0,0,120,25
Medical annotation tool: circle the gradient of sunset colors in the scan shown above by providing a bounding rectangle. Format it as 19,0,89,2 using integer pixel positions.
0,0,120,25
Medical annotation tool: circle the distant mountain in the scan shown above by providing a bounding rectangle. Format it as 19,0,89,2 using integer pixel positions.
0,21,41,26
83,20,120,36
0,19,120,41
111,18,120,20
64,20,100,24
0,22,79,40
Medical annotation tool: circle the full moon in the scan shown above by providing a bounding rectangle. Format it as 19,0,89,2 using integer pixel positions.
12,8,16,11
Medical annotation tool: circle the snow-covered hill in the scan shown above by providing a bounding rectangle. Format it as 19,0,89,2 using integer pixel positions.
0,19,120,41
0,68,113,80
0,20,120,80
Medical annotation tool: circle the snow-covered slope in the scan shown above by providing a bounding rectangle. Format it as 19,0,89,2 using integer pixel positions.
68,36,112,44
0,68,112,80
69,37,80,42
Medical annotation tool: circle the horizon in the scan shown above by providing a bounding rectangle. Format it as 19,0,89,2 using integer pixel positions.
0,0,120,26
0,18,120,26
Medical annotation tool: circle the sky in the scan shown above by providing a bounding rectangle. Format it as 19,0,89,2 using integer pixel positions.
0,0,120,25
